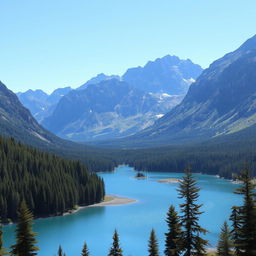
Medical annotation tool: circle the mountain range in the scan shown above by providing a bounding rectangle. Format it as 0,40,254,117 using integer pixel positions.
100,34,256,148
18,55,202,141
15,34,256,150
42,79,183,141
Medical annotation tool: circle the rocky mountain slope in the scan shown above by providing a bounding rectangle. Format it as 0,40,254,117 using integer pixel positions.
108,34,256,147
0,81,60,146
42,79,183,141
17,87,72,122
123,55,202,94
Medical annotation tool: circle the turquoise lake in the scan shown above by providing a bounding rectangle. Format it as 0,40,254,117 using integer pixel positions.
3,165,242,256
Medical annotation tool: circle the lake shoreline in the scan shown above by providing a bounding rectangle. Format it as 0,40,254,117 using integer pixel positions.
63,194,137,216
4,195,136,225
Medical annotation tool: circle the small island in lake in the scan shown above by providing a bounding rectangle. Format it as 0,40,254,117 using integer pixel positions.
134,172,147,179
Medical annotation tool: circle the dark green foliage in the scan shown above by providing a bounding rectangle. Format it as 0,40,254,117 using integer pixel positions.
217,221,233,256
0,136,105,221
177,169,208,255
148,229,159,256
11,201,39,256
164,205,182,256
57,246,67,256
115,124,256,179
229,207,242,256
108,230,123,256
233,168,256,255
81,242,89,256
135,172,145,178
57,246,63,256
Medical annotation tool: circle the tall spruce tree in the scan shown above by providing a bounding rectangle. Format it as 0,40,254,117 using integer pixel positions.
57,245,67,256
148,229,159,256
229,207,242,256
0,224,8,256
177,169,208,256
108,230,123,256
58,246,63,256
217,221,233,256
233,168,256,255
81,242,89,256
164,205,182,256
11,201,39,256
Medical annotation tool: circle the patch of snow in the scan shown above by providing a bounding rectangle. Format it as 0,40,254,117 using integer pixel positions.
171,65,179,72
156,114,164,118
31,131,50,143
0,115,8,121
161,93,172,98
183,78,196,85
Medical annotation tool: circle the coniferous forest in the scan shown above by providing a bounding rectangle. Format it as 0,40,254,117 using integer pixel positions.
0,136,105,222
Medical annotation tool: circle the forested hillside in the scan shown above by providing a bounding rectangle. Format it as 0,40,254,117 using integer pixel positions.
117,124,256,178
0,80,117,172
0,136,105,222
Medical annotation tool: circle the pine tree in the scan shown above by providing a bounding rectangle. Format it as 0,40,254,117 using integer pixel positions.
11,201,39,256
233,168,256,255
0,224,8,256
217,221,233,256
58,246,63,256
148,229,159,256
108,230,123,256
57,245,67,256
81,241,89,256
177,169,208,256
229,206,242,256
164,205,182,256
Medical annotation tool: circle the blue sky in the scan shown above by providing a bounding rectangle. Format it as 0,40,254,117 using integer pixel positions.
0,0,255,93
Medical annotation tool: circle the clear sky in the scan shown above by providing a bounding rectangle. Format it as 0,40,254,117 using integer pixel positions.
0,0,255,94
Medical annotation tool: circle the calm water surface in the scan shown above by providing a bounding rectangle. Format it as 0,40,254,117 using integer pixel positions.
4,165,242,256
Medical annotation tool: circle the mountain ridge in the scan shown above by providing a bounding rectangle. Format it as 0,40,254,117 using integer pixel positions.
93,35,256,148
42,79,183,141
39,55,202,141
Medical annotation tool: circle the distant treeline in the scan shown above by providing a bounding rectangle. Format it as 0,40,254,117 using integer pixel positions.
0,136,105,222
114,130,256,178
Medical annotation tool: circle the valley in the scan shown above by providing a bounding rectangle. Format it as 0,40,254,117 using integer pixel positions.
1,2,256,255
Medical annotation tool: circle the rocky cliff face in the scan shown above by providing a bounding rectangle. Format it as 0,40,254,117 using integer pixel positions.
123,55,202,94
